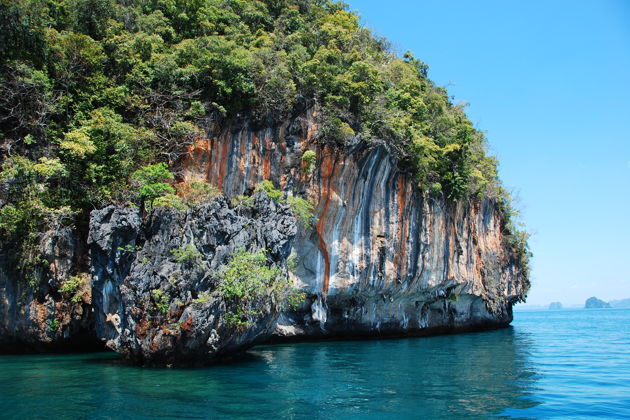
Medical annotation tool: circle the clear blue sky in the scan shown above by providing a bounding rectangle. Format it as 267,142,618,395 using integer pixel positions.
347,0,630,306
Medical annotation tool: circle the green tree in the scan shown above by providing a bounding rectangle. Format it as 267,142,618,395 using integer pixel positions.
131,163,175,210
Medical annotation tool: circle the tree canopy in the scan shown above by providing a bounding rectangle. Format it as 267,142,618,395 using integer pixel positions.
0,0,530,280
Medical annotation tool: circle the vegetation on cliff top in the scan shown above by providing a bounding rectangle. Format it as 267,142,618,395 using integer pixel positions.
0,0,530,281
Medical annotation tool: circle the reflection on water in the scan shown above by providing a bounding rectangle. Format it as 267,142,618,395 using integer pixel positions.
4,310,629,418
250,328,540,419
0,327,541,419
4,310,630,418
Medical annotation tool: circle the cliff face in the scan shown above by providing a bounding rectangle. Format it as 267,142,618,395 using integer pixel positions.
0,228,98,352
177,111,528,340
0,111,528,363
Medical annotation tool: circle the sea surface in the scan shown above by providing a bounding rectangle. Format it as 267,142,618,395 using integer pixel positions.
1,308,629,419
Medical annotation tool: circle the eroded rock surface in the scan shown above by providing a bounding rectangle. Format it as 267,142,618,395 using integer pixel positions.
1,113,529,363
178,113,529,343
89,193,297,365
0,227,97,352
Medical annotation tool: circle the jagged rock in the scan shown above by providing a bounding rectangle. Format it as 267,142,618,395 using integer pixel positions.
88,193,297,365
0,227,98,352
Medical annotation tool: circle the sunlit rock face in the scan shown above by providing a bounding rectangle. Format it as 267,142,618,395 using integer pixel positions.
88,194,297,366
178,111,529,341
0,110,529,363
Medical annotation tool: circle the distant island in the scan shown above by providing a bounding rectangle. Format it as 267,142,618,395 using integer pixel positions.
549,302,563,310
584,297,611,309
610,298,630,308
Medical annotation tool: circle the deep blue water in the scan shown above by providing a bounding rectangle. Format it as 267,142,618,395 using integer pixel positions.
1,308,629,419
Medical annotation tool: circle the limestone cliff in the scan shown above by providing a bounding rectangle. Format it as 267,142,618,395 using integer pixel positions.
0,112,529,363
175,111,528,342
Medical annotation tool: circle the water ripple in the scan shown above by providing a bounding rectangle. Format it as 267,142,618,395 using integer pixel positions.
0,309,629,419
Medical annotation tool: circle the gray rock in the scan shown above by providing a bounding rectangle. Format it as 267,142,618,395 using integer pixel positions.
0,227,97,351
89,192,297,365
178,114,529,346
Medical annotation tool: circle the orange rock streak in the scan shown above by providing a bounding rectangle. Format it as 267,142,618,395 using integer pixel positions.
396,175,408,280
316,147,336,295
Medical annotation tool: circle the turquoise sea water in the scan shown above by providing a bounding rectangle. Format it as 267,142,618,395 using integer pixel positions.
1,308,629,419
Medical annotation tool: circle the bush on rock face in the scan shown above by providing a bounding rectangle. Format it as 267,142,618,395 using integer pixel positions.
132,163,175,208
219,249,303,328
170,244,202,266
252,181,315,229
89,190,299,365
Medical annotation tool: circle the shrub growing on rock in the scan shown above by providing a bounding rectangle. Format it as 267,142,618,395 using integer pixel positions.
150,289,170,315
170,244,202,266
301,150,317,173
131,163,175,209
252,181,315,229
219,249,302,328
59,273,91,304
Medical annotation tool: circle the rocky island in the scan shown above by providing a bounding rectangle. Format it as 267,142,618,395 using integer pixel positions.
584,297,611,309
0,0,530,365
610,298,630,308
